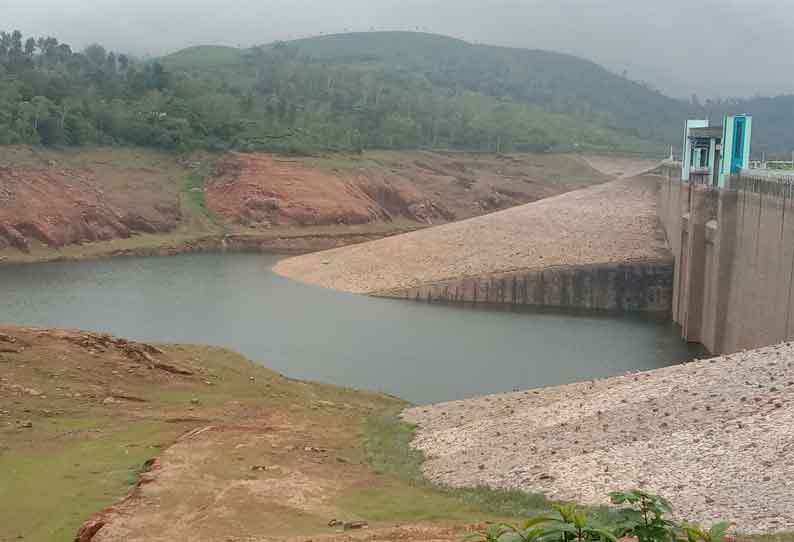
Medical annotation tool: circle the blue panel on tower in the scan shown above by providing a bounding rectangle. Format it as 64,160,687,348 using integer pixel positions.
731,116,747,174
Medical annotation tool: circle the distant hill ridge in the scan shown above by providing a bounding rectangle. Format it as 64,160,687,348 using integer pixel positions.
162,31,690,153
163,31,793,156
1,28,790,155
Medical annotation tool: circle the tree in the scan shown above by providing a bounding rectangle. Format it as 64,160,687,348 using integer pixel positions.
105,52,117,73
83,43,107,66
24,37,35,56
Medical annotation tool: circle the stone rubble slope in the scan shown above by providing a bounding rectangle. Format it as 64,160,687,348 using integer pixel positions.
403,343,794,534
273,177,670,295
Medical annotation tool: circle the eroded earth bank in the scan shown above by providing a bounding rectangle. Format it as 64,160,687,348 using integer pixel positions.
0,147,608,264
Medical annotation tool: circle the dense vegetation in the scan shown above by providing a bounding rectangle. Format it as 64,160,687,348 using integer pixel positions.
1,29,792,156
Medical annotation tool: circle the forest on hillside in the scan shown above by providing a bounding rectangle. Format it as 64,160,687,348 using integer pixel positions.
1,30,791,156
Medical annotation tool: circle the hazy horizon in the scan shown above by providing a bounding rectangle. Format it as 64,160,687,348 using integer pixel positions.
5,0,794,99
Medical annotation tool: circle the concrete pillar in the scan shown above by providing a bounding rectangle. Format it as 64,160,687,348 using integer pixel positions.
681,186,708,343
711,189,738,353
671,182,690,324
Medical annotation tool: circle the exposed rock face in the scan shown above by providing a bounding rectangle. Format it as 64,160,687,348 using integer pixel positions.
0,167,180,251
206,153,454,228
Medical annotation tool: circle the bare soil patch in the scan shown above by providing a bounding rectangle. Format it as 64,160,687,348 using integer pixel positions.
0,147,183,252
206,151,607,231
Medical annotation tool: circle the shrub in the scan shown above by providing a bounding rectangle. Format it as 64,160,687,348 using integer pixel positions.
465,490,731,542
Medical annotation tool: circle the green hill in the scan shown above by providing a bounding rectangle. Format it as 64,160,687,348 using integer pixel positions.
14,29,793,155
161,45,244,70
158,32,694,154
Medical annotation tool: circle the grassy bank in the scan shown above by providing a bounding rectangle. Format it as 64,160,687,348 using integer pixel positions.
362,414,636,525
0,326,556,541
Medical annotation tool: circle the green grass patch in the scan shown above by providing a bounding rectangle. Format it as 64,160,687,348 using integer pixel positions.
0,418,182,542
180,161,225,231
184,167,210,211
358,413,560,521
361,413,634,526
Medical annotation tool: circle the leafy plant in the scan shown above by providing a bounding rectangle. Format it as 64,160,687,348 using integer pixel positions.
466,505,616,542
465,490,733,542
610,489,677,542
465,523,519,542
540,504,618,542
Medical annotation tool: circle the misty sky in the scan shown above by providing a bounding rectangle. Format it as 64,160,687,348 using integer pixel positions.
5,0,794,99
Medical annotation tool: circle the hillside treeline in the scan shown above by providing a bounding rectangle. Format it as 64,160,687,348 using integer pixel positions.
1,30,791,156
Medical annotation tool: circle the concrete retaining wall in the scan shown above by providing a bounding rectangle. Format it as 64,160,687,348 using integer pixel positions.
375,261,674,312
658,165,794,353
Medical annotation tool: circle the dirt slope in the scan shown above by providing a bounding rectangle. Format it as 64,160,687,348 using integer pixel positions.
207,152,453,227
0,167,179,251
404,343,794,534
273,177,670,295
0,147,186,253
206,151,608,230
0,147,608,263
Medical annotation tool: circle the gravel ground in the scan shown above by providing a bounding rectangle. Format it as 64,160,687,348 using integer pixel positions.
403,344,794,534
580,156,662,179
273,177,670,294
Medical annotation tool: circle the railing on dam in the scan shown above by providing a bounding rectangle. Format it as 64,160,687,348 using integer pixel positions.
729,170,794,197
656,164,794,355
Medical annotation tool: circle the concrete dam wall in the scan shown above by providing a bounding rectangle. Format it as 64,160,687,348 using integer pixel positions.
659,165,794,353
377,262,673,312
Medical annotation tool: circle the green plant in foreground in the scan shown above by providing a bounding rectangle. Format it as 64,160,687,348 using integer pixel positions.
466,504,616,542
610,489,678,542
465,490,732,542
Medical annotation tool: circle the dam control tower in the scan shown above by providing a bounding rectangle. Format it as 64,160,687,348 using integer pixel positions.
682,115,752,188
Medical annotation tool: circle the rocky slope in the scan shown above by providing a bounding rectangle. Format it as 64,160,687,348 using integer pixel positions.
273,177,670,295
206,151,606,231
0,166,180,251
206,152,453,227
404,343,794,534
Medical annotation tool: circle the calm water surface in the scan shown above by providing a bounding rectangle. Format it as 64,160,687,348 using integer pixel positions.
0,253,697,404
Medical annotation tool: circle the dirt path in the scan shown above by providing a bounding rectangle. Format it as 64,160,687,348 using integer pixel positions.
273,177,670,295
404,343,794,534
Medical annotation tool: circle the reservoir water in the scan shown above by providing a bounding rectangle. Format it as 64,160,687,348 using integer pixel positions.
0,253,698,404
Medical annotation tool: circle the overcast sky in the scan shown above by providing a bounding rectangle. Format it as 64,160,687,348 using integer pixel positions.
5,0,794,98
